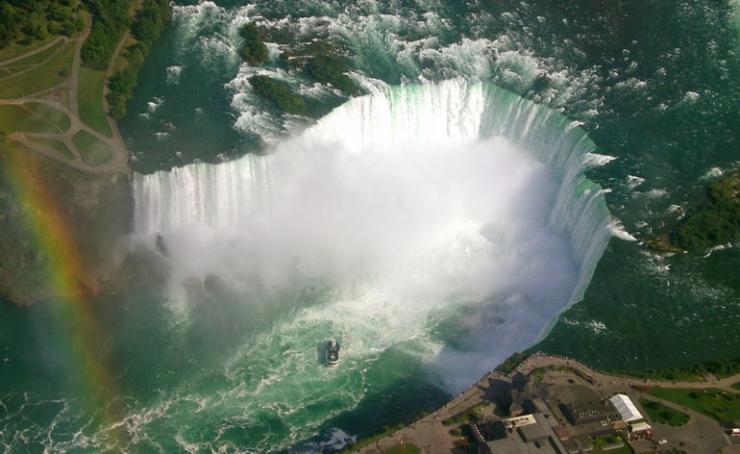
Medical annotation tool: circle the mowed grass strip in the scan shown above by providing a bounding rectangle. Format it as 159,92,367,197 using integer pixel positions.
0,104,69,134
78,67,112,137
648,387,740,423
72,130,113,165
27,137,75,160
0,41,75,98
639,398,690,426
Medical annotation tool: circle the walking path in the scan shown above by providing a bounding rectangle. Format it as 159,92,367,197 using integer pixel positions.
0,37,65,68
0,15,133,175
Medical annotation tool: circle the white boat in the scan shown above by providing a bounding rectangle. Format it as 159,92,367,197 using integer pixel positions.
325,339,340,367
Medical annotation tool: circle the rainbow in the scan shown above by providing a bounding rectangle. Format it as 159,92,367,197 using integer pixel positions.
4,153,126,447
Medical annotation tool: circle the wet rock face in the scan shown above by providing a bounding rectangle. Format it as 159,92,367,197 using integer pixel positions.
0,152,132,306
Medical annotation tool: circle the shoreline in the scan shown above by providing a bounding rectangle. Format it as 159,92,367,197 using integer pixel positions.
346,352,740,453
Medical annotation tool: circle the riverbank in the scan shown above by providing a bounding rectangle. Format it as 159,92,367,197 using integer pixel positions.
0,0,171,305
347,353,740,453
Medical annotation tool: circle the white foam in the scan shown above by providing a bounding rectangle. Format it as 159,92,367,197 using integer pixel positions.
133,80,612,393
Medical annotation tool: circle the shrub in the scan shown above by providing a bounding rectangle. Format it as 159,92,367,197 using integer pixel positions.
238,22,268,65
304,53,359,95
249,75,306,115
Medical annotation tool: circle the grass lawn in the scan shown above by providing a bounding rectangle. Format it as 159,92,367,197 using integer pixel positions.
0,36,59,63
383,444,421,454
639,398,690,426
0,39,66,78
72,130,113,165
0,41,75,98
78,67,112,137
0,104,69,134
27,137,75,160
592,433,632,454
649,387,740,423
442,402,487,426
24,103,70,131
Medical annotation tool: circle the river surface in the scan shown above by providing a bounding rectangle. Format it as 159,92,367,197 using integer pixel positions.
1,0,739,452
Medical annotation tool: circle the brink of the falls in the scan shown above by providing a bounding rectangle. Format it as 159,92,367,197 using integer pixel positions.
132,79,612,392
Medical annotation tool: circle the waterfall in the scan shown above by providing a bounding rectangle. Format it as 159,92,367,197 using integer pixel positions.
133,79,611,339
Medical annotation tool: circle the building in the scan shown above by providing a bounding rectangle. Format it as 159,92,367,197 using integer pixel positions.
553,385,620,426
480,414,568,454
609,394,643,423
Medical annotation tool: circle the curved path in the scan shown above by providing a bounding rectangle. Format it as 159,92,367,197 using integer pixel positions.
0,18,132,175
0,37,66,68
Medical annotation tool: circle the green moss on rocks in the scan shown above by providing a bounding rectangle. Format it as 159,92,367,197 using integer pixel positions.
238,22,268,65
672,172,740,251
249,75,306,115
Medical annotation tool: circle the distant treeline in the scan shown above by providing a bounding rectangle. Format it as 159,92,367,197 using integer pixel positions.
0,0,83,48
606,357,740,382
81,0,134,69
108,0,171,119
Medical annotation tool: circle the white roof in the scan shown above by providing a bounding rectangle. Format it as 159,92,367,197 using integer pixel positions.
630,421,652,432
609,394,643,422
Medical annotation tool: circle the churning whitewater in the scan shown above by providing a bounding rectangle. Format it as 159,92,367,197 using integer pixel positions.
131,79,611,450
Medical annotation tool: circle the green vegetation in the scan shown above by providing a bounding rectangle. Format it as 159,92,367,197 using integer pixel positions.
0,104,69,134
592,433,631,454
383,444,421,454
0,0,82,49
249,75,306,115
642,450,687,454
305,53,359,95
442,402,486,426
78,67,112,136
107,0,171,119
639,399,690,426
671,172,740,251
0,39,66,78
0,41,75,98
0,36,58,62
72,130,112,165
80,0,134,69
27,137,74,160
648,387,740,424
25,103,71,132
238,22,268,65
732,381,740,391
495,351,530,374
606,357,740,382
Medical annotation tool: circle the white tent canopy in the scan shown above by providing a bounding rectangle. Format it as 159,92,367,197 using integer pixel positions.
610,394,643,422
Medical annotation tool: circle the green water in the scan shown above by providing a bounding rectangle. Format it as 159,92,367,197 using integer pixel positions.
2,0,739,452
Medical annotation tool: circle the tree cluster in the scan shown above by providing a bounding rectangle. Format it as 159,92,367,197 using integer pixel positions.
248,76,306,115
238,23,268,65
107,0,171,119
672,172,740,251
0,0,83,48
304,53,359,96
611,357,740,381
80,0,134,70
